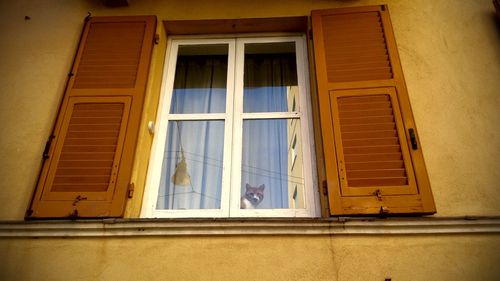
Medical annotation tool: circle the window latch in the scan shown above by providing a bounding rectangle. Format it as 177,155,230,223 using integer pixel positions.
408,128,418,150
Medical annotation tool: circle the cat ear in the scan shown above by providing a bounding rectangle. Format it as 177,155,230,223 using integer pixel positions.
246,183,251,190
259,184,265,190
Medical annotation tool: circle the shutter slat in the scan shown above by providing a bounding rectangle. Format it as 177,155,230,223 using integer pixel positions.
344,145,401,154
62,145,117,153
341,123,395,132
330,61,390,71
343,137,399,147
59,152,116,160
52,184,109,192
340,116,395,125
55,168,113,176
66,131,120,139
54,176,110,184
57,160,114,168
344,152,403,162
69,117,122,124
347,169,406,179
68,124,121,131
342,130,396,140
64,138,118,146
346,160,405,170
348,178,408,187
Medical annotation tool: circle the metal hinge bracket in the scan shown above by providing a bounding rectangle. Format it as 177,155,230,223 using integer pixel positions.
127,183,135,198
154,34,160,44
42,135,55,160
322,180,328,196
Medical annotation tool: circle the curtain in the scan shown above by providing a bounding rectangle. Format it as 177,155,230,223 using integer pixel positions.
156,55,227,210
156,50,301,210
241,53,298,209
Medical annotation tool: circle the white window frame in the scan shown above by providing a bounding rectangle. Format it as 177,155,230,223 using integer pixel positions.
141,35,319,218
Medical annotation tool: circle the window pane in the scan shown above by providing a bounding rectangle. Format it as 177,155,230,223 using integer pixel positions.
170,44,228,114
243,42,299,113
157,120,224,210
240,119,305,209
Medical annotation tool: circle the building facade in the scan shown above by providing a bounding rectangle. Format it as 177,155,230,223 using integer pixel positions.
1,0,499,280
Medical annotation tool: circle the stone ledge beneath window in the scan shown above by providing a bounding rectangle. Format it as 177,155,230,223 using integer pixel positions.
1,217,499,238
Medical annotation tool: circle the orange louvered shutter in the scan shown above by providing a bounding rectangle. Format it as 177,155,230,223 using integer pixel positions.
312,6,435,215
27,16,156,218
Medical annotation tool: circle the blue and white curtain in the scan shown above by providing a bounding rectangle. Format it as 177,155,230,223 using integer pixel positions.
156,52,298,210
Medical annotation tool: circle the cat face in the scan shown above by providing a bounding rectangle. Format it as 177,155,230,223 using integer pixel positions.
244,183,265,205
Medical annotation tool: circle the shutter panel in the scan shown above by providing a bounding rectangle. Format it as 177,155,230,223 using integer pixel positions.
312,6,436,215
28,16,156,218
322,11,393,83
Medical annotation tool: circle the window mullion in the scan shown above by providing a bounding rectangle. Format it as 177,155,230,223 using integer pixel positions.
220,39,237,217
228,38,246,215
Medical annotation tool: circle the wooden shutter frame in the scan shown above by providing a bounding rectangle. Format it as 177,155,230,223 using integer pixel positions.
312,5,436,215
27,16,157,218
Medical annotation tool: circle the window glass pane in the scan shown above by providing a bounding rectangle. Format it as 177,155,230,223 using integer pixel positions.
240,119,305,209
170,44,228,114
157,120,224,210
243,42,299,113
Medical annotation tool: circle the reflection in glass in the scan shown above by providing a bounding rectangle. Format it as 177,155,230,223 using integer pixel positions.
243,42,298,113
157,121,224,210
241,119,305,209
170,44,228,114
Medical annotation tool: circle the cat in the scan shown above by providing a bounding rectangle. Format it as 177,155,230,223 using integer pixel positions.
240,183,265,209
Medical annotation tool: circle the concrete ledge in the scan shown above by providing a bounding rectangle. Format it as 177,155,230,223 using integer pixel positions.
1,217,500,237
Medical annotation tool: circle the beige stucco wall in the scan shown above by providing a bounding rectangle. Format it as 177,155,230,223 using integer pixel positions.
1,234,499,281
1,1,500,280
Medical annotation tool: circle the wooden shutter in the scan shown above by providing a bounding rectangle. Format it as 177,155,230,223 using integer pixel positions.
312,5,436,215
27,16,156,218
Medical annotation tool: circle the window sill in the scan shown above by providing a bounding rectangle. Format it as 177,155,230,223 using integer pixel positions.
1,217,500,237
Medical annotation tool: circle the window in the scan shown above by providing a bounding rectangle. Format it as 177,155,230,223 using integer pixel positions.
141,36,317,218
28,6,435,219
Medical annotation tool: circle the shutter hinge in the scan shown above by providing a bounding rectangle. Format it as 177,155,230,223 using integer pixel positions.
69,209,79,219
42,135,55,160
308,29,313,40
373,189,383,201
322,180,328,196
154,34,160,45
25,209,33,217
85,12,92,22
127,183,135,198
